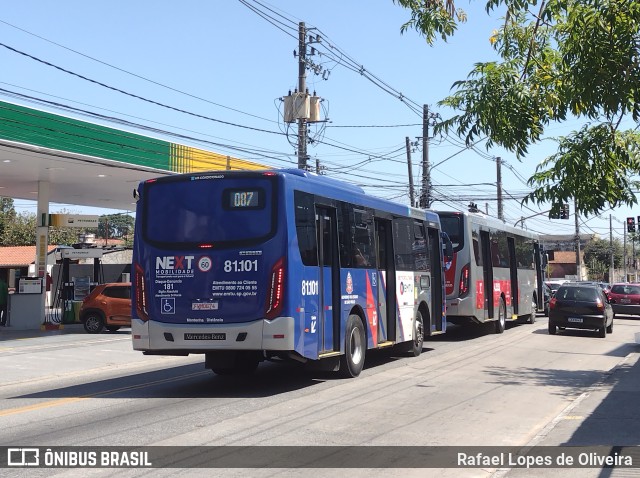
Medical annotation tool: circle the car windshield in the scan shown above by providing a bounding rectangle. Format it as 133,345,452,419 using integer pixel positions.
611,284,640,295
556,286,600,301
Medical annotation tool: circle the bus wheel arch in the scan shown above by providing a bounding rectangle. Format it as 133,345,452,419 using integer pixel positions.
339,312,367,378
396,305,426,357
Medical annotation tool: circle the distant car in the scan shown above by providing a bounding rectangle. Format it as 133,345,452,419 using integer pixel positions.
545,280,567,294
607,283,640,317
79,282,132,333
535,283,552,316
548,283,613,337
571,280,611,293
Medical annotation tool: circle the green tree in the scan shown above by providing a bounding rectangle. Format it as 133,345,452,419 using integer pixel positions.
98,214,134,240
394,0,640,217
0,197,16,241
583,237,623,279
1,212,37,246
1,210,83,246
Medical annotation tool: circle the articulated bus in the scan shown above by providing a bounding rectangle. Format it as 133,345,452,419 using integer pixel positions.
436,210,544,333
132,169,450,377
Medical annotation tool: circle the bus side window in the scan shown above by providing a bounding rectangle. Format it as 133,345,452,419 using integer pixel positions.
413,221,429,271
392,217,413,270
294,191,318,266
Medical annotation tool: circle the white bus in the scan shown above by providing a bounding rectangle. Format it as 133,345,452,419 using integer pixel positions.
437,210,544,333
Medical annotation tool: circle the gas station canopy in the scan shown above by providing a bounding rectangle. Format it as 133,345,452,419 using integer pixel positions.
0,100,269,329
0,100,268,211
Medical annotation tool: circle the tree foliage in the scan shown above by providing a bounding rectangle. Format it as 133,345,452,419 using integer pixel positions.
583,237,623,279
97,214,134,240
395,0,640,216
0,197,16,241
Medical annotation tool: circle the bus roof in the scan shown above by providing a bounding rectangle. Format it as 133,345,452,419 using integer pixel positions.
436,210,539,240
142,168,441,225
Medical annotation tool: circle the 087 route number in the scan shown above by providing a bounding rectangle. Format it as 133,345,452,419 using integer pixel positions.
224,259,258,273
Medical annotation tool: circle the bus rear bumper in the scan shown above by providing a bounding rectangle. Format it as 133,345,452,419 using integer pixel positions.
132,317,296,353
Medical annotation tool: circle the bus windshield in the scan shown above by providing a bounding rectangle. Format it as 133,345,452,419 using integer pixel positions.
142,175,275,246
438,214,463,252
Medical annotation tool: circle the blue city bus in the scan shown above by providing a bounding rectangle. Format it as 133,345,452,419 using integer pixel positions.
132,169,449,377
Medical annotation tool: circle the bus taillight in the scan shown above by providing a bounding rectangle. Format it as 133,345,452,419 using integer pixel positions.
459,263,470,297
265,257,285,319
134,262,149,322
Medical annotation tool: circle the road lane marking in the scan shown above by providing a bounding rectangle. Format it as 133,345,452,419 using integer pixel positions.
0,370,209,417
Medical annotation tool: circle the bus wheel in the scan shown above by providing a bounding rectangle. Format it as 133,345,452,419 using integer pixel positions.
339,315,366,378
396,310,424,357
494,298,506,334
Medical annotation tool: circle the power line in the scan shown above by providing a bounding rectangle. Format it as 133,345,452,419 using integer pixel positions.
0,42,286,136
0,19,278,125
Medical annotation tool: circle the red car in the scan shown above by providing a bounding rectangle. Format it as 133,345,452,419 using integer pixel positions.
607,283,640,317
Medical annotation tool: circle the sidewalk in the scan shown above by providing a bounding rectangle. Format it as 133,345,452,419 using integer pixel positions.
504,349,640,477
0,322,86,340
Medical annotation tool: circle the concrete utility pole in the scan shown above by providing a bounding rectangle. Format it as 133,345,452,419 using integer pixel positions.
297,22,308,170
610,215,614,282
496,156,504,221
574,200,582,280
420,104,434,208
406,137,415,206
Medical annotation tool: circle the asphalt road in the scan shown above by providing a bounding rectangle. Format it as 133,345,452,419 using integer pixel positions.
1,314,639,478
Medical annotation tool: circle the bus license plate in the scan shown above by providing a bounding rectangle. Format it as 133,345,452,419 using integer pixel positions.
567,317,583,323
184,333,226,340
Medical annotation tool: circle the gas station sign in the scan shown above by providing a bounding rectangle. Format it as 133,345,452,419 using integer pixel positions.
49,214,100,228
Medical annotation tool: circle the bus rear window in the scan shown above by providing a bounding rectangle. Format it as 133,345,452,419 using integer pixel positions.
143,176,275,246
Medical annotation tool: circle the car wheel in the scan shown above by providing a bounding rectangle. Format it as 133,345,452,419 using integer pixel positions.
548,322,557,335
494,298,506,334
606,319,613,334
598,325,606,338
83,313,104,333
339,314,366,378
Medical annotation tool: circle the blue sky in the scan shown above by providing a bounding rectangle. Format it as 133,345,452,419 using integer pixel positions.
0,0,635,241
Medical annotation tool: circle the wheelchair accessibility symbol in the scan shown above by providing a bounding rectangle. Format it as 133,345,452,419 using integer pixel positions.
161,297,175,314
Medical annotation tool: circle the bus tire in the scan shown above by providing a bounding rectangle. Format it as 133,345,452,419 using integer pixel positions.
494,298,506,334
396,310,424,357
339,314,366,378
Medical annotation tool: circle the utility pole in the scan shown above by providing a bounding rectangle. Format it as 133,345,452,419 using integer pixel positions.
574,200,581,280
297,22,308,170
496,156,504,221
610,214,614,283
420,105,439,208
624,223,628,281
405,137,415,206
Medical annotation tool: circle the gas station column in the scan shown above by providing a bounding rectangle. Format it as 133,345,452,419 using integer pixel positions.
34,180,50,323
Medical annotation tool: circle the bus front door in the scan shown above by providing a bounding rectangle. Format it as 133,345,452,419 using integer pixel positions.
480,230,494,319
316,207,340,353
375,218,396,343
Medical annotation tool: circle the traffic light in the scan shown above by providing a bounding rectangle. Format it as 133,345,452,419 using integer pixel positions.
627,217,636,233
559,203,570,220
